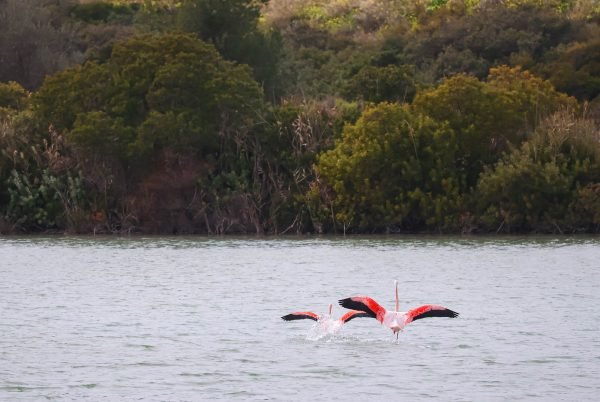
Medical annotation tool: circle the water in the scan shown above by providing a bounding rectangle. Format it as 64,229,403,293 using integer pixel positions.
1,236,599,401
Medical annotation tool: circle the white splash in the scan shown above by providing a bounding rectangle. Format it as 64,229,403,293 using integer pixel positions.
305,317,344,341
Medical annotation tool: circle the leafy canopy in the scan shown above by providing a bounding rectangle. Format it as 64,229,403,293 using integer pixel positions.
34,32,264,163
316,103,462,232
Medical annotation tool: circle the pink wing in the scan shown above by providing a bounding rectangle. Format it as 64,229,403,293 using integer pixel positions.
281,311,320,321
339,310,371,324
338,296,387,323
405,305,459,324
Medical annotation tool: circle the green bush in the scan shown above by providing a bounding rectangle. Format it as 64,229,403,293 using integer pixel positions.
414,66,577,188
535,39,600,101
0,82,29,110
34,32,264,165
316,102,463,232
476,110,600,233
476,148,573,232
70,2,138,24
6,169,86,231
345,65,417,103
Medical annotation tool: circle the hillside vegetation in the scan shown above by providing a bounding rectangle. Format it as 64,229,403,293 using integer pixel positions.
1,0,599,234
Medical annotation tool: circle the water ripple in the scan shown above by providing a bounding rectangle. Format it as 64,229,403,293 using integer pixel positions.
1,235,599,401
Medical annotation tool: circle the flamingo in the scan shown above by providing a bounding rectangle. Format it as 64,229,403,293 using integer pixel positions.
281,303,369,325
338,281,459,339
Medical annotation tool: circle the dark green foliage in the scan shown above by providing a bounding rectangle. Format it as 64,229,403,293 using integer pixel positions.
212,99,352,234
413,67,577,188
176,0,265,48
20,33,266,234
0,106,90,233
0,82,29,111
34,33,263,164
398,2,576,81
6,169,86,231
70,2,139,24
476,147,574,233
2,0,600,234
346,65,417,103
69,112,136,160
535,39,600,101
316,103,463,232
175,0,283,100
574,183,600,231
476,110,600,233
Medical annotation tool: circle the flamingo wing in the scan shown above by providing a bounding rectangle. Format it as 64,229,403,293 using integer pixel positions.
338,296,386,323
281,311,319,321
405,305,459,324
339,310,371,323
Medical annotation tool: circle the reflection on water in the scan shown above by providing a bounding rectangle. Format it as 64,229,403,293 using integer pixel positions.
1,235,599,401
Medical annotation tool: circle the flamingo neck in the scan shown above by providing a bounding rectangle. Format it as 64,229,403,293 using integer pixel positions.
328,303,332,316
395,280,399,312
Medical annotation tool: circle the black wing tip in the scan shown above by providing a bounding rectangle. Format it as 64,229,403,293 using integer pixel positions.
338,297,377,318
281,313,318,321
411,307,460,322
338,298,352,307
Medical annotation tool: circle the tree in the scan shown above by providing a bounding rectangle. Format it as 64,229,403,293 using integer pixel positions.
176,0,283,100
534,39,600,101
345,65,417,103
0,81,29,111
177,0,265,50
413,66,577,188
0,0,83,89
476,109,600,233
316,102,462,232
1,104,88,233
34,32,263,164
398,1,575,81
29,33,265,233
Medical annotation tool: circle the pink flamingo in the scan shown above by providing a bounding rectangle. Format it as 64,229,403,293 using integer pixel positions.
281,303,369,325
339,281,459,339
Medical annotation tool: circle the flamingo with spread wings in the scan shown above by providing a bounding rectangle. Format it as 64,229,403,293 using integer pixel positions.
339,281,459,339
281,303,369,325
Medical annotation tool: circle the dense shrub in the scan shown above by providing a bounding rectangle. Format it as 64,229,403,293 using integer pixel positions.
346,65,417,103
476,110,600,233
34,33,263,165
70,2,139,24
0,82,29,111
316,103,463,232
414,67,577,187
535,39,600,101
2,0,599,234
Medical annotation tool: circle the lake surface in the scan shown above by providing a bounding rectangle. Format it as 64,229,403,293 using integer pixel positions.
1,236,599,401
